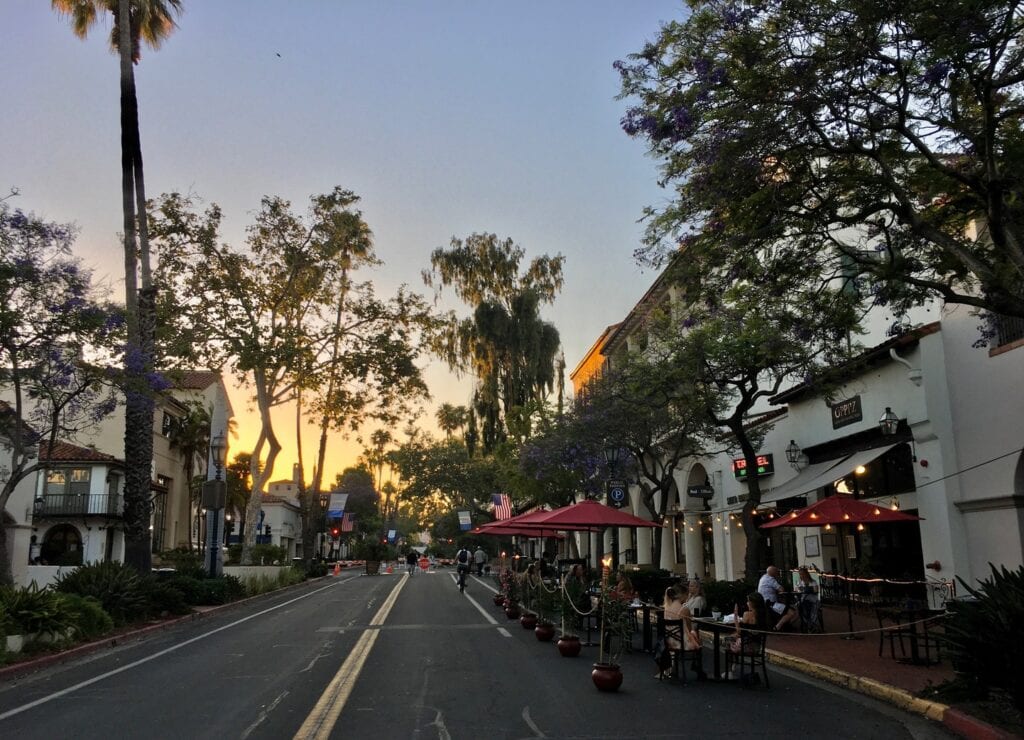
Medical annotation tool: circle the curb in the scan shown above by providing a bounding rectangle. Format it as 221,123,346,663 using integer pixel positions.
0,577,328,683
766,649,1019,738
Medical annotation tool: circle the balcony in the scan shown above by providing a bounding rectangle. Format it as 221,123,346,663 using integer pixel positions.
34,494,124,518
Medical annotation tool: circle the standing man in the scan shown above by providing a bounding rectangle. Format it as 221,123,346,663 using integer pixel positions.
758,565,798,630
406,550,418,576
474,545,487,577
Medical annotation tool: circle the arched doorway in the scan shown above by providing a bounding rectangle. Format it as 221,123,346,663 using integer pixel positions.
41,524,83,566
684,464,715,579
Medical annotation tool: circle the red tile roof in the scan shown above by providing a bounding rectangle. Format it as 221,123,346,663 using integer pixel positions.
175,370,222,390
40,441,119,463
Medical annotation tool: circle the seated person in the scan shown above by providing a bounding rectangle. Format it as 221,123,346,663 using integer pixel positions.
725,592,768,656
757,565,799,631
682,579,707,617
795,566,819,624
612,572,636,602
662,587,700,651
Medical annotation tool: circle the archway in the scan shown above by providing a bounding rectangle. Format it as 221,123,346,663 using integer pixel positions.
41,524,83,566
683,464,714,579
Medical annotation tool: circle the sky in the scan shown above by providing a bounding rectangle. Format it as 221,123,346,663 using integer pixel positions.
2,1,683,484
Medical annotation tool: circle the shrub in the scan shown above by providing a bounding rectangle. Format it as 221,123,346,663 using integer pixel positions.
306,562,329,578
0,582,78,637
54,561,151,626
157,549,206,579
226,544,287,565
58,594,114,641
165,576,205,606
628,569,676,603
145,582,191,617
702,578,756,614
196,576,245,605
945,564,1024,711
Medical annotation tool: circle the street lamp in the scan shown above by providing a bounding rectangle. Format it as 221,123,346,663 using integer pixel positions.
604,445,621,572
878,407,899,436
203,430,228,578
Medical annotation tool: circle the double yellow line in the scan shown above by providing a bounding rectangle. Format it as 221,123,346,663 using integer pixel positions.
293,576,408,739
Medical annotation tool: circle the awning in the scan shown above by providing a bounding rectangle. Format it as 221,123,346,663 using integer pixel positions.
758,443,900,506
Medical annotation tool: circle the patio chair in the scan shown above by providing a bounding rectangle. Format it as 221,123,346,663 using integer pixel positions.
724,632,770,689
875,608,910,659
659,619,704,684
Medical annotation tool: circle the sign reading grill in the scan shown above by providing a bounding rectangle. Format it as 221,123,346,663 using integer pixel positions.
687,485,714,499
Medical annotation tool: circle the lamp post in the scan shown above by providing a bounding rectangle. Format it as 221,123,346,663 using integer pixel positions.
203,431,228,578
603,445,621,572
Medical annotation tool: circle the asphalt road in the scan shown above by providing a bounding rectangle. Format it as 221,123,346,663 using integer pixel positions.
0,569,952,739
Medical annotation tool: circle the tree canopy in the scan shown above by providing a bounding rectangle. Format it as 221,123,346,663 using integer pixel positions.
618,0,1024,323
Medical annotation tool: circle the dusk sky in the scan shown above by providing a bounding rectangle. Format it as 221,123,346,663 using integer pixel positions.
3,1,683,482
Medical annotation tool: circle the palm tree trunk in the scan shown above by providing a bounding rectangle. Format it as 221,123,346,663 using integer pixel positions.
118,0,153,573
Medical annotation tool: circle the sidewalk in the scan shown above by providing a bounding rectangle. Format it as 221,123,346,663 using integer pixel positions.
760,605,1020,739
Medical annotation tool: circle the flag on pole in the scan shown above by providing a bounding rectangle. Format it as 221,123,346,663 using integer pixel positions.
340,512,355,532
492,493,512,520
458,510,472,531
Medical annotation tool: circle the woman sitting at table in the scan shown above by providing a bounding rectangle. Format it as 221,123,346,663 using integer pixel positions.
658,587,702,678
682,579,707,617
612,572,636,602
724,592,768,656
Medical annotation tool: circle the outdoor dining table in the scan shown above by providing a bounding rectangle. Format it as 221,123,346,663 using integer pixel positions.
628,602,662,652
691,617,738,680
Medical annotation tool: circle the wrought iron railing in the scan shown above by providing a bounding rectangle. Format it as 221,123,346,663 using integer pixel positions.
35,494,124,517
804,571,956,610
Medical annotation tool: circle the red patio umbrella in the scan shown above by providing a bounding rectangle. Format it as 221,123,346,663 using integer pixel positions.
760,494,921,638
514,499,662,530
760,495,922,529
471,525,566,538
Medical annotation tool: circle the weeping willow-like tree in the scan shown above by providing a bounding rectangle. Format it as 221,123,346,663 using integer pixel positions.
424,233,563,454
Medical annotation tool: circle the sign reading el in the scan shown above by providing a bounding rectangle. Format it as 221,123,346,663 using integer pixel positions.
732,453,775,480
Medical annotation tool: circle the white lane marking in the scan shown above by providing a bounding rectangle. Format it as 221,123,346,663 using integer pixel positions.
240,689,290,739
429,708,452,740
497,628,512,637
522,705,547,738
0,580,342,721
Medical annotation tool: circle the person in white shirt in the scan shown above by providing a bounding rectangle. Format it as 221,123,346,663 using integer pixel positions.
757,565,798,630
474,546,487,576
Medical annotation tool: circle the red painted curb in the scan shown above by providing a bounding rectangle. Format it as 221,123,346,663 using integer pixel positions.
943,708,1022,740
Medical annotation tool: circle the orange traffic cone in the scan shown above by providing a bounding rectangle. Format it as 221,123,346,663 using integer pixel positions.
333,562,341,577
385,564,394,574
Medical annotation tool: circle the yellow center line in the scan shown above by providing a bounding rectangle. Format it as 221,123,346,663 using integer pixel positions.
293,576,408,740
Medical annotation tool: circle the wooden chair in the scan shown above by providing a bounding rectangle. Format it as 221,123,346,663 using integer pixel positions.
724,631,770,688
659,619,704,684
875,608,910,659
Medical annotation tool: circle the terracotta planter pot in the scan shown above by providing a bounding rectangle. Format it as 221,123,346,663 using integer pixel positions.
520,613,538,629
505,605,521,620
557,635,582,657
535,622,556,642
591,662,623,692
493,593,505,606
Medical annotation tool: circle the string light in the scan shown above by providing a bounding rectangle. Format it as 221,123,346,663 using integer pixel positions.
857,523,865,531
824,523,832,530
855,465,867,475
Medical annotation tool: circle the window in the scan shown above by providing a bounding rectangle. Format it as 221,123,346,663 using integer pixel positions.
161,412,179,437
994,313,1024,348
41,524,83,566
45,468,91,497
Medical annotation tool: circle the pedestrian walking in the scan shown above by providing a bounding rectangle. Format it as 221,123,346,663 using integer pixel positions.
406,550,418,576
474,546,487,577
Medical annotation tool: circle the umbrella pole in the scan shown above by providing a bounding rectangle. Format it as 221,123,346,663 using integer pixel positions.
840,526,863,641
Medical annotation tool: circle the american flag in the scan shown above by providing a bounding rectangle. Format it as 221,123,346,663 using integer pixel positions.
492,493,512,520
340,512,355,532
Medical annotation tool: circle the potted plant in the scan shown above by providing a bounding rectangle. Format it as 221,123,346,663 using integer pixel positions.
557,574,586,657
351,539,389,575
592,558,632,692
533,579,558,642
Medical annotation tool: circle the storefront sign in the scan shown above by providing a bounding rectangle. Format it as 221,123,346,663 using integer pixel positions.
687,485,714,499
732,454,775,480
831,395,863,429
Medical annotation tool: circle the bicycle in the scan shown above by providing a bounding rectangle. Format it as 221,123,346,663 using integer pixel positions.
457,564,468,592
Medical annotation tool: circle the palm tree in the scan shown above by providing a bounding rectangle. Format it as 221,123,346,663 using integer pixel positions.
52,0,183,573
167,402,210,552
435,403,468,439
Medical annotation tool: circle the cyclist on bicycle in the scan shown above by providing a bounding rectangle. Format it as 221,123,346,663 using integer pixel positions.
455,545,472,592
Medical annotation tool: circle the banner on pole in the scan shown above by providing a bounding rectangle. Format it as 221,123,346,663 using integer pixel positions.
327,492,349,518
458,511,472,531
